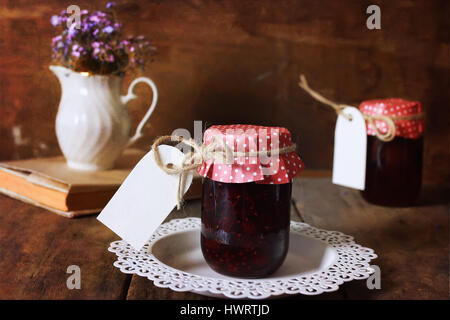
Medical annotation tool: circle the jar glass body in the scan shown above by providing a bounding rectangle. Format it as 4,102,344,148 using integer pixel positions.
201,177,291,278
361,136,423,206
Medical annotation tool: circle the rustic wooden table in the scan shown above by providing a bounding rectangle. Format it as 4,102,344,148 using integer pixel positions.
0,178,448,300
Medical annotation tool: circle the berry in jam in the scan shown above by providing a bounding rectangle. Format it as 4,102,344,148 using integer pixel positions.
201,177,291,278
362,136,423,206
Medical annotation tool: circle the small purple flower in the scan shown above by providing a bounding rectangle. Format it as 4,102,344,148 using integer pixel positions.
106,2,116,9
103,26,114,34
67,24,78,38
105,54,115,62
52,35,62,44
94,11,107,18
92,47,101,58
89,15,101,23
50,15,61,27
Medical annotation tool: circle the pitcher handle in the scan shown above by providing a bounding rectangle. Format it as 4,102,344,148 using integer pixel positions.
121,77,158,147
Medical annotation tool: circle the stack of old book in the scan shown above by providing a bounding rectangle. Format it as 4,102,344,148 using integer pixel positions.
0,149,201,218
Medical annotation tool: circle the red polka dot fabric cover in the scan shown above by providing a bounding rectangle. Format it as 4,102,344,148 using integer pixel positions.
359,98,424,139
197,124,304,184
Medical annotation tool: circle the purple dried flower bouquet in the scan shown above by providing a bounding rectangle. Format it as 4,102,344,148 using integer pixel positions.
51,3,155,75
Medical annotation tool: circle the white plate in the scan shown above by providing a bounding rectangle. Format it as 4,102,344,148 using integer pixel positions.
108,218,377,299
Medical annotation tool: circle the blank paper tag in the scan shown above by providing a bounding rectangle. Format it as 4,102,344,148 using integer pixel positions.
332,106,367,190
97,145,193,251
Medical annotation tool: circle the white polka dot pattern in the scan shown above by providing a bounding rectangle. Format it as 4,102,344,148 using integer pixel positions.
197,124,304,184
359,98,424,139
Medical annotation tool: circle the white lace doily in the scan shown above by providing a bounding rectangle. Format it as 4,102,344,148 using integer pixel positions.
108,218,377,299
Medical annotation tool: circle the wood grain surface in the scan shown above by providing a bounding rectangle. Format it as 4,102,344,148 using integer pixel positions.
0,177,447,300
292,179,449,300
0,0,448,186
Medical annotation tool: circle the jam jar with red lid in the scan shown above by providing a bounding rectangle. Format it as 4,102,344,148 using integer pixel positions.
197,125,304,278
359,99,424,206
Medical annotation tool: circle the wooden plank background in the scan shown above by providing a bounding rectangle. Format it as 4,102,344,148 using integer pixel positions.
0,0,448,186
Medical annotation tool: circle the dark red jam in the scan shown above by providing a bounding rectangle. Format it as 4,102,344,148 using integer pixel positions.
201,177,291,278
361,136,423,206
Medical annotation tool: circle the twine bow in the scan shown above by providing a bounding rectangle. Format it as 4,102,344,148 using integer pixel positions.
298,75,424,142
151,135,297,209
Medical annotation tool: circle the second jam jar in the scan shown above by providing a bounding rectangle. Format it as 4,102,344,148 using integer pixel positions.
197,125,304,278
359,99,424,206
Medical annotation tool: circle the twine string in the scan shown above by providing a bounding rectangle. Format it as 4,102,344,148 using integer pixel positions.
298,75,423,142
151,135,297,209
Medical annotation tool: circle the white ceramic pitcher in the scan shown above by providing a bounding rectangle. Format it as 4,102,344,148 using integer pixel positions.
49,65,158,171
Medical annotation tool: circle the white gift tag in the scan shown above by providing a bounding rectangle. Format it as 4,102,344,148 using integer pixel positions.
97,145,193,251
332,106,367,190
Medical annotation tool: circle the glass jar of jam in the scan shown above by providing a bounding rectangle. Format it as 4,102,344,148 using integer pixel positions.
359,99,424,206
197,125,304,278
